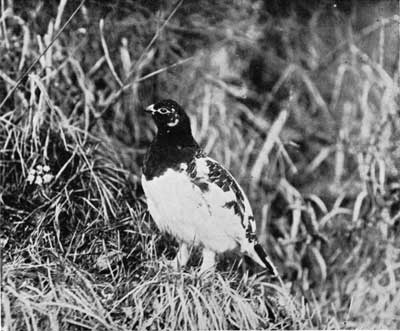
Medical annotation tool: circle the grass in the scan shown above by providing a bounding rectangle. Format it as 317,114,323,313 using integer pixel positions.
1,0,400,329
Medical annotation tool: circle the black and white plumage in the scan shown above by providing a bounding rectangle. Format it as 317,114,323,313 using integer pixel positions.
142,99,278,275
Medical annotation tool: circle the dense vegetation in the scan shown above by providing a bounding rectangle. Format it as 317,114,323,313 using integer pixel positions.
1,0,400,329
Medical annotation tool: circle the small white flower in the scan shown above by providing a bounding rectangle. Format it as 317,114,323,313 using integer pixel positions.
42,174,54,184
29,168,36,175
27,174,35,184
36,165,43,174
43,165,50,172
35,176,43,185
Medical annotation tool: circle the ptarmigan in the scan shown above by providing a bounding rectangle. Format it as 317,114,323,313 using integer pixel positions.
142,99,278,276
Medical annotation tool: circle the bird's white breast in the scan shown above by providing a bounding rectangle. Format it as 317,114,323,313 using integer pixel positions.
141,169,243,252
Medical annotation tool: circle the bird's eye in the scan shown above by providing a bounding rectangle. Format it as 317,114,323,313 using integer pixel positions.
158,107,169,114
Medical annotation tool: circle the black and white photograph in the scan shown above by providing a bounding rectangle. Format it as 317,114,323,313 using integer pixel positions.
1,0,400,329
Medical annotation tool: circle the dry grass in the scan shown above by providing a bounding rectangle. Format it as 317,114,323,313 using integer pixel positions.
1,0,400,330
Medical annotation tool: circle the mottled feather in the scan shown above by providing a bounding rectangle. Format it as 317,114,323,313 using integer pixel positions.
186,152,258,244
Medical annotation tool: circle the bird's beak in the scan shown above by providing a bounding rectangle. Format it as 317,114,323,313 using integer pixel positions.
145,104,156,114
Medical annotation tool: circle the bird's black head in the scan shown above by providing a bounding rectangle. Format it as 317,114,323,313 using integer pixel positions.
145,99,191,135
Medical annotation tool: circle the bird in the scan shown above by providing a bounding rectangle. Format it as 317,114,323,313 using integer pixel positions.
141,99,278,276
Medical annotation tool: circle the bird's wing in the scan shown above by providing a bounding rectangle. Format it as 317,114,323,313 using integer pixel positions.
186,152,258,244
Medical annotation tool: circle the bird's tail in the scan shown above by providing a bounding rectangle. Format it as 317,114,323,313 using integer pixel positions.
252,243,279,277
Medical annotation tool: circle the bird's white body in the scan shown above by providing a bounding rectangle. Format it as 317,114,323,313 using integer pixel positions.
141,158,254,254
